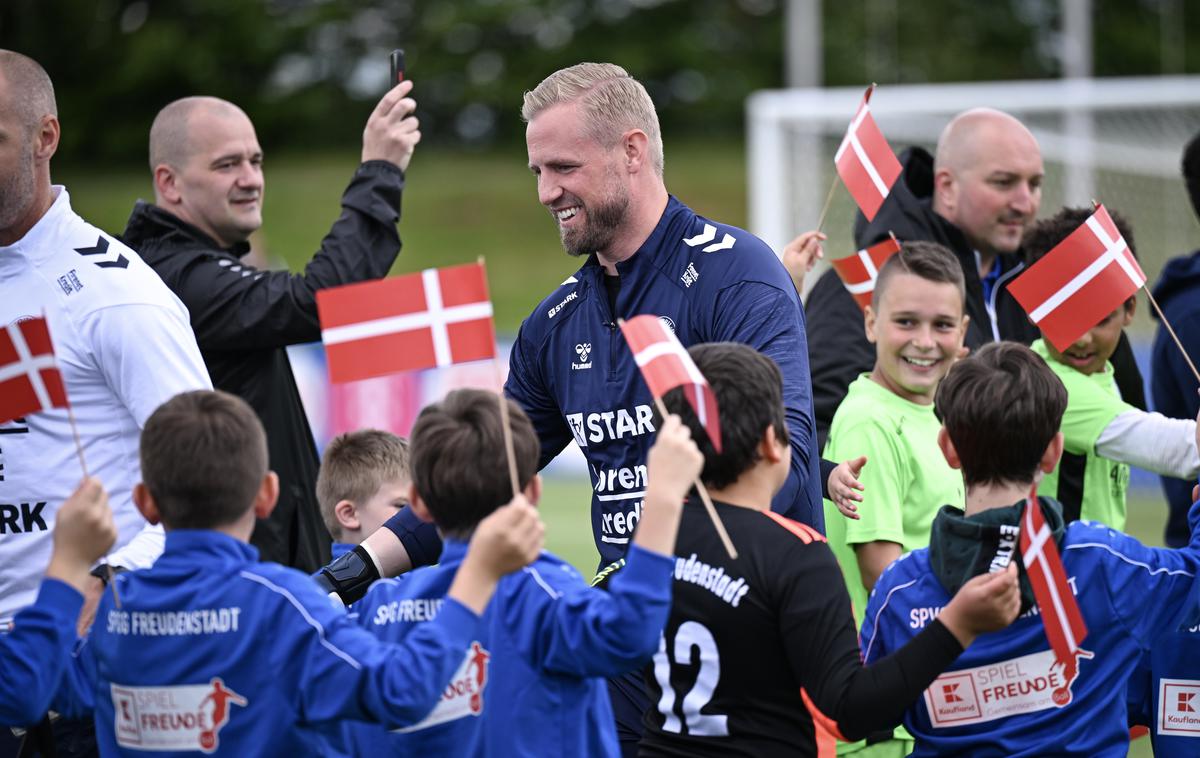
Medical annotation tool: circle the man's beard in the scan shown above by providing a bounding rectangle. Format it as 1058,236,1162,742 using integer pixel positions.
0,137,35,234
560,188,629,258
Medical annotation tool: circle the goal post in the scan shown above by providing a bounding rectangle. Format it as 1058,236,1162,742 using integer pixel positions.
746,76,1200,295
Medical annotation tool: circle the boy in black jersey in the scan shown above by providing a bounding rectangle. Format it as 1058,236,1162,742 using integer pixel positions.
638,343,1022,757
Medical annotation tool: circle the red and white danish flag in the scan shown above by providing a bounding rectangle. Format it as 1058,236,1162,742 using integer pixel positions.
834,85,903,222
317,262,496,383
0,316,69,425
619,315,722,453
830,236,902,311
1009,205,1145,351
1021,488,1092,702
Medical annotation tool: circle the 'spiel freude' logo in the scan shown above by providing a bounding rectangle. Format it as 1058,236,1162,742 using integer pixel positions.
923,648,1090,728
112,678,246,753
395,641,491,733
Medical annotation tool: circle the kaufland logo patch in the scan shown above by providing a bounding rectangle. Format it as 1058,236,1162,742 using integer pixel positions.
396,642,491,732
112,678,246,753
1160,679,1200,737
923,649,1088,728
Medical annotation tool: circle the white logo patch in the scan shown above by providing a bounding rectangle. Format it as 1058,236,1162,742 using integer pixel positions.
923,649,1090,728
680,262,699,288
572,342,593,370
1159,678,1200,737
658,316,676,335
111,679,246,754
395,642,490,733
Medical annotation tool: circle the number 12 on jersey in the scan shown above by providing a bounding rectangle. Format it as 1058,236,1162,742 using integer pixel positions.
651,621,729,736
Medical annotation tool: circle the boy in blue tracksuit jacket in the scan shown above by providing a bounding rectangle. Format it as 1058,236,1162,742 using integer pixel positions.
50,390,544,756
0,478,116,727
862,343,1200,757
344,388,698,756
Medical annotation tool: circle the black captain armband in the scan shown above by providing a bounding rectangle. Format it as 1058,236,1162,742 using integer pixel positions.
313,545,381,605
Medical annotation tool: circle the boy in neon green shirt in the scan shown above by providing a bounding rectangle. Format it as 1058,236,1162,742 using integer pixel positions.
1023,207,1200,530
823,241,969,757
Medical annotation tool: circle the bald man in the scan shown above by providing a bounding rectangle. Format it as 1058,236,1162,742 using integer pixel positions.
0,51,210,749
120,82,421,572
803,108,1143,451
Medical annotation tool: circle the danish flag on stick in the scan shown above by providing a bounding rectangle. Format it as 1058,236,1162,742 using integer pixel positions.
831,236,902,311
1009,205,1145,351
1021,488,1091,703
317,262,496,383
619,315,722,454
834,84,903,222
0,317,69,425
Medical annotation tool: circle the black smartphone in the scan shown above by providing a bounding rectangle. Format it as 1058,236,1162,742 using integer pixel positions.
389,49,405,85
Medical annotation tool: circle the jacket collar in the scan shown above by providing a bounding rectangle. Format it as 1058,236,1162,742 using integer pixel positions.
158,529,260,567
928,496,1067,614
122,200,252,260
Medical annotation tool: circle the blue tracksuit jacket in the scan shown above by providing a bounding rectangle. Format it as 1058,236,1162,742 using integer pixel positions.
53,530,480,756
0,579,84,726
505,196,822,567
862,511,1200,757
343,539,673,756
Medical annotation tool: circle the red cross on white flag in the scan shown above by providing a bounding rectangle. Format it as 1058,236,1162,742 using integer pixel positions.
834,85,903,222
619,315,722,453
830,236,902,311
1009,205,1146,351
317,262,496,383
0,316,69,425
1020,489,1091,702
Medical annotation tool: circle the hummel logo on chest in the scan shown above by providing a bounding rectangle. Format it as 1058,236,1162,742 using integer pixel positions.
572,342,593,371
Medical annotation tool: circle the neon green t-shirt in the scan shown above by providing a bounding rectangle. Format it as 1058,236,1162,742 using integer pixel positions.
1032,339,1133,530
822,375,965,626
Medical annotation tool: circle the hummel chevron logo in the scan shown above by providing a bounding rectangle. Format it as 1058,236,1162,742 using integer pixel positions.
682,224,735,253
75,236,128,269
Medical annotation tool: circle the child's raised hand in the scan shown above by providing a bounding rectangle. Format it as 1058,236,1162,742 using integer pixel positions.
781,230,826,294
646,414,704,505
828,456,867,520
46,477,117,593
939,562,1021,646
470,496,544,576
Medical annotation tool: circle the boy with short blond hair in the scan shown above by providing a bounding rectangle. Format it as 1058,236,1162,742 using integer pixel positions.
316,429,411,558
51,390,541,755
1023,207,1199,530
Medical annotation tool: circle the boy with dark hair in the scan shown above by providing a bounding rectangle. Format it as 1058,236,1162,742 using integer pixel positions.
51,390,542,755
822,240,970,756
1023,207,1199,529
639,342,1021,757
345,388,695,756
864,342,1200,756
0,479,115,727
316,429,411,559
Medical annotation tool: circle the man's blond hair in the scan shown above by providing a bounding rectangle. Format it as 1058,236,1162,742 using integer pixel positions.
522,62,664,176
316,429,409,541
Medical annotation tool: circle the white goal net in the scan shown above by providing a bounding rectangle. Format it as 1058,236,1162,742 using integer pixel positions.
747,76,1200,302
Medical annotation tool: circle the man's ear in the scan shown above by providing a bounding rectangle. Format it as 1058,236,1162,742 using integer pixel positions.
408,483,435,524
33,115,60,163
622,129,650,174
253,472,279,520
333,499,360,533
937,427,962,470
154,164,183,205
932,168,956,214
132,482,162,525
1040,431,1064,474
864,304,879,344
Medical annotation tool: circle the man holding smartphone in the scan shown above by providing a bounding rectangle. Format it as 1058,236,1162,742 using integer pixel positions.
119,72,420,572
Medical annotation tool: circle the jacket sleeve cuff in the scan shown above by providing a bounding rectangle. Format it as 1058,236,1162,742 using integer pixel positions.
358,160,405,181
612,544,674,600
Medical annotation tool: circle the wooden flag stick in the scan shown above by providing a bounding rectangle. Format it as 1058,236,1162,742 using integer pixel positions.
815,174,840,235
480,255,522,499
64,397,121,607
651,396,738,560
1143,285,1200,386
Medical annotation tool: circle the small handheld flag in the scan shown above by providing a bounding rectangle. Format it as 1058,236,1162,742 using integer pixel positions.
831,236,902,311
1008,205,1145,352
619,315,721,454
0,317,68,424
834,84,903,223
1020,489,1091,703
317,262,496,383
